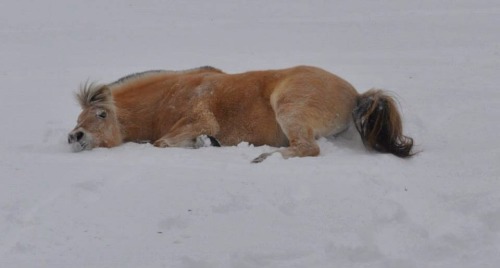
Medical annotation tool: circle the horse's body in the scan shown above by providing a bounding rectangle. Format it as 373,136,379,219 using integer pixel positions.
69,66,413,162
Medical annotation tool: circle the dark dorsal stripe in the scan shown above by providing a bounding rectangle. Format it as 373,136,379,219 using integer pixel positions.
108,70,167,88
107,66,221,88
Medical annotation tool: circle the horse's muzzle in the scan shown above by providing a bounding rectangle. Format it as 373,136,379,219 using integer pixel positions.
68,129,90,152
68,131,84,144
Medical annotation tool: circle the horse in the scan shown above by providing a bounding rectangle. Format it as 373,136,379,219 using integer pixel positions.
68,65,414,162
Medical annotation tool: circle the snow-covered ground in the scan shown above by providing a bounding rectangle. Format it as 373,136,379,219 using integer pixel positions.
1,0,499,267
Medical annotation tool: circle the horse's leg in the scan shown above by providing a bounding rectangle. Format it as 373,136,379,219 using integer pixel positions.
153,131,201,148
153,115,219,148
252,122,319,163
251,100,320,163
252,83,334,163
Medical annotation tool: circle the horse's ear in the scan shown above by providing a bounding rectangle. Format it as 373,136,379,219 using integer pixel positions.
77,83,113,109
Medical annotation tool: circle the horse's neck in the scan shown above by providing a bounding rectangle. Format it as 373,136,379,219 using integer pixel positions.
114,98,156,143
113,80,176,143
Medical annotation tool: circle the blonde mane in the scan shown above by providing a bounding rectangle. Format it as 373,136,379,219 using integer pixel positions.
76,82,115,111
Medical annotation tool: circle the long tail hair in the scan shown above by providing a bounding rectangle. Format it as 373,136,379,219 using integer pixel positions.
352,89,414,157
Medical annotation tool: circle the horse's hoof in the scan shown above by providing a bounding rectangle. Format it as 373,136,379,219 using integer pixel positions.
153,139,169,148
193,135,218,148
251,153,271,163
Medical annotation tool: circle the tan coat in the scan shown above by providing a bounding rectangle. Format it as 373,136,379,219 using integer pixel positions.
69,66,413,162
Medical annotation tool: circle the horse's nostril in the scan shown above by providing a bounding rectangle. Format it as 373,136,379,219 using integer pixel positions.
68,133,76,144
75,131,84,142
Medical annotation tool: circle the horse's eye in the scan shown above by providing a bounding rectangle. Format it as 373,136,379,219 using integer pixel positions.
97,111,107,119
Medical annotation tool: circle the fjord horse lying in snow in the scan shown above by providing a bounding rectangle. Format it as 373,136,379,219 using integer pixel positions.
68,66,414,162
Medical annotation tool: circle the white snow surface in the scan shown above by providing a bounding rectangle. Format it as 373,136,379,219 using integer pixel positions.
1,1,499,267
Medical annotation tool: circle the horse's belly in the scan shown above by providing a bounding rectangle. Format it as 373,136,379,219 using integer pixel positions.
213,105,287,147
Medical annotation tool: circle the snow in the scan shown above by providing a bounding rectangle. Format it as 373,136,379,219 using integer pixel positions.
1,0,499,267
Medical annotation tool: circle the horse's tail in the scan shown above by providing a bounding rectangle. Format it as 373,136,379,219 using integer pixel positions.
352,89,414,157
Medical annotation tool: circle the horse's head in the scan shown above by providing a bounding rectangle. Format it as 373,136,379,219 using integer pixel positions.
68,83,122,152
